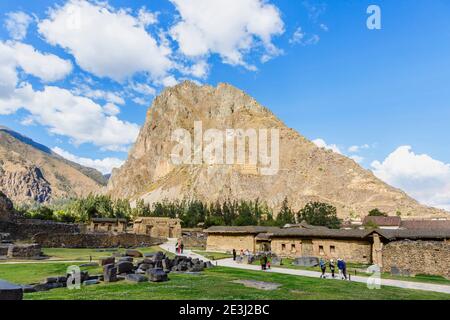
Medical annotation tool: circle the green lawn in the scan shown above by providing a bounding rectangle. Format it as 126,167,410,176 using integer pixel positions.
251,258,450,286
193,251,232,260
0,263,449,300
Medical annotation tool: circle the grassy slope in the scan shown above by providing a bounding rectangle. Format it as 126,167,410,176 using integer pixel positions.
0,263,448,300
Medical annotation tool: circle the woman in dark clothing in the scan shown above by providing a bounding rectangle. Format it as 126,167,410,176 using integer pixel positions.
232,249,237,261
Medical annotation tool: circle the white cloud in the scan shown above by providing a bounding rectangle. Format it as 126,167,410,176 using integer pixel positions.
38,0,172,82
319,23,329,32
132,97,149,106
129,82,156,96
10,42,73,82
103,103,120,116
4,11,33,40
73,84,125,105
289,27,305,44
0,41,72,90
137,7,158,27
312,138,342,154
348,144,370,153
371,146,450,211
289,27,319,46
52,147,124,174
169,0,284,69
0,83,140,151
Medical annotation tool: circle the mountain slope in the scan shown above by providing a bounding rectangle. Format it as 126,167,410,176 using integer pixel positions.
0,126,105,204
106,81,447,219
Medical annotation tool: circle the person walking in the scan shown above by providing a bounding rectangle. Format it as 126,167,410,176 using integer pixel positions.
260,255,266,270
329,259,336,278
267,260,271,270
342,259,348,280
180,242,184,254
337,258,344,279
319,258,327,278
232,249,237,261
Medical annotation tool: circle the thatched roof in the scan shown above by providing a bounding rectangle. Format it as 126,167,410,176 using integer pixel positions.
401,220,450,230
375,229,450,241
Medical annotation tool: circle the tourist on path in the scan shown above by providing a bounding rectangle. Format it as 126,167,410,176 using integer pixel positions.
337,258,344,279
329,259,336,278
260,255,267,270
232,249,237,261
341,259,347,280
267,260,271,270
319,258,327,278
180,243,184,254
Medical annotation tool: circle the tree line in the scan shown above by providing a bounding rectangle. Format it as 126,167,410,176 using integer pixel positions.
16,195,343,229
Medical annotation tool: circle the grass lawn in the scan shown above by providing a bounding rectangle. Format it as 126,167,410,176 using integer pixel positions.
251,258,450,286
193,251,232,260
0,263,449,300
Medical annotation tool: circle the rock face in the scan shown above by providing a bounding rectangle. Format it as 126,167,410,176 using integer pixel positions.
107,81,447,219
0,126,106,204
0,191,16,222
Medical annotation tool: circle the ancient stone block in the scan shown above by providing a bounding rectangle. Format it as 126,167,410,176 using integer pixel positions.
126,274,148,283
0,280,23,300
125,249,143,258
147,268,168,282
99,257,115,266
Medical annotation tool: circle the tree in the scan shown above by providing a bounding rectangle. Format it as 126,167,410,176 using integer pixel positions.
368,208,387,217
275,197,295,226
298,202,341,229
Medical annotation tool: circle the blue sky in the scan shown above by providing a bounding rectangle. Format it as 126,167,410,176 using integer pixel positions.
1,0,450,211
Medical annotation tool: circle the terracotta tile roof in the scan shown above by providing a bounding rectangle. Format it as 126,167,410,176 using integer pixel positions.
362,216,402,227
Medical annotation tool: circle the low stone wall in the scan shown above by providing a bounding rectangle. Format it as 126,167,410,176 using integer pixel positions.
33,232,164,248
0,243,43,259
382,240,450,279
0,220,80,241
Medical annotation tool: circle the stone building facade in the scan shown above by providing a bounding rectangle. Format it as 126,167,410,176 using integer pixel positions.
205,226,450,274
382,240,450,279
87,218,128,233
133,217,182,239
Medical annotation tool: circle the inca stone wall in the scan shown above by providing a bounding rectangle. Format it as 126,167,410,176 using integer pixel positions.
182,229,207,249
133,217,182,239
0,220,80,241
33,232,164,248
382,240,450,279
270,238,372,264
206,234,256,253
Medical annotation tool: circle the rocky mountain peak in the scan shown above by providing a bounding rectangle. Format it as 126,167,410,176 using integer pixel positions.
107,82,446,219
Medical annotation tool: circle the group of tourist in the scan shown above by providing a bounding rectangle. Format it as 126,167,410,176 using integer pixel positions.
319,258,348,280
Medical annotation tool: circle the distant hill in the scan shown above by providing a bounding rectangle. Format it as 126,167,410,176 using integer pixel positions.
0,126,105,204
106,81,447,219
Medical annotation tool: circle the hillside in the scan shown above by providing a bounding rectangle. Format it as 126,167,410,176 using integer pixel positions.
0,126,105,204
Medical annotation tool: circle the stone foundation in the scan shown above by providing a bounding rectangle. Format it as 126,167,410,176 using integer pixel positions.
0,243,43,259
33,232,164,248
382,240,450,279
0,220,80,241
